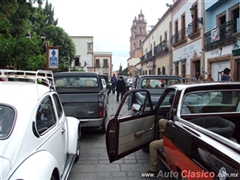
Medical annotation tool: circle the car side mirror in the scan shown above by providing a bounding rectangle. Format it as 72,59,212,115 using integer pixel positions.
132,103,141,111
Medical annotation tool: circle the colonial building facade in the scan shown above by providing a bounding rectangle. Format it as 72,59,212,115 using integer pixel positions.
141,5,172,76
128,10,147,77
71,36,112,76
93,52,112,76
128,0,240,81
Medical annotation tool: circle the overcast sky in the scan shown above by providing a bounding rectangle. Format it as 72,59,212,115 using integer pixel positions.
47,0,174,70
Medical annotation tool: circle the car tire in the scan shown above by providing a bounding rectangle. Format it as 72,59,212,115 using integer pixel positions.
100,118,106,134
75,126,81,162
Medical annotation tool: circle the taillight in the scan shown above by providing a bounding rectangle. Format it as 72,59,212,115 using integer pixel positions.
99,103,103,117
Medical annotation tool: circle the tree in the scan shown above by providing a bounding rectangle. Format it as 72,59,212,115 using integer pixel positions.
42,25,76,70
122,67,129,76
0,0,75,70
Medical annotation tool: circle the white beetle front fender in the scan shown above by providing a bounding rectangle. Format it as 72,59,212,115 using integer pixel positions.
66,116,80,154
9,151,59,180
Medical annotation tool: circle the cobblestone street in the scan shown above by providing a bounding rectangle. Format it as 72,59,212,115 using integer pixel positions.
68,93,152,180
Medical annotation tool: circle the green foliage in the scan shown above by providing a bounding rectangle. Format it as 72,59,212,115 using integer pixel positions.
122,67,129,76
42,25,76,67
0,0,75,71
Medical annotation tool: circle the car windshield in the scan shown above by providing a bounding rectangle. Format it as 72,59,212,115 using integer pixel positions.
141,79,180,88
0,105,15,139
55,76,98,87
181,90,240,114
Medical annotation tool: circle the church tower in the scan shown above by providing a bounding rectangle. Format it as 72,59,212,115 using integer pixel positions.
130,10,147,59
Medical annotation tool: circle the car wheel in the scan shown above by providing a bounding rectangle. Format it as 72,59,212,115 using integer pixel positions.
75,127,81,162
100,118,106,134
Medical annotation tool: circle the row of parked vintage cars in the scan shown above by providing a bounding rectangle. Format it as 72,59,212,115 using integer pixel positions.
1,69,240,180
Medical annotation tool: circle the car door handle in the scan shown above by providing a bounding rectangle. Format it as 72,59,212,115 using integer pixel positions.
134,124,155,137
62,127,65,134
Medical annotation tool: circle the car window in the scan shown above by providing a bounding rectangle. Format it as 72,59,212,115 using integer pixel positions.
157,90,176,119
36,96,56,135
119,91,153,118
181,90,240,114
52,94,63,119
55,76,98,87
0,105,15,139
141,79,180,88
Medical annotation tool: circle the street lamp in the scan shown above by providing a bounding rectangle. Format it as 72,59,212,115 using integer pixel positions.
40,33,46,42
40,33,49,70
26,32,49,70
25,32,31,39
189,6,203,25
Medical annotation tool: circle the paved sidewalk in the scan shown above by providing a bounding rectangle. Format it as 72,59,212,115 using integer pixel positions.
68,93,152,180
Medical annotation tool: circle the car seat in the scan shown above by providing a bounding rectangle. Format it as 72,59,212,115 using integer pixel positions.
55,79,65,87
189,116,235,139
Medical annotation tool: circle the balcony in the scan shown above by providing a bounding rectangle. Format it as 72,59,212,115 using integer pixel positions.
154,42,168,56
147,50,153,59
171,28,187,47
204,20,237,50
141,54,146,62
102,64,109,68
95,63,101,68
187,21,200,39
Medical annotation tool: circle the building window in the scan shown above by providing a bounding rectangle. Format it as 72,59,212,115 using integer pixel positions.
75,57,80,66
164,31,167,41
96,59,100,68
103,59,108,68
158,68,161,75
87,43,93,54
162,66,166,75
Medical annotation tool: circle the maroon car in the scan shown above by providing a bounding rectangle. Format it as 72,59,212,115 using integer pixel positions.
106,82,240,179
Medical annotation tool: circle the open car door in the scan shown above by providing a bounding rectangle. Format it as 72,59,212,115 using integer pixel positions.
106,89,157,163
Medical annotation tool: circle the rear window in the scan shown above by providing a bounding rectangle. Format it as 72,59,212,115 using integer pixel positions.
141,79,180,88
0,105,15,139
55,76,98,87
181,90,240,114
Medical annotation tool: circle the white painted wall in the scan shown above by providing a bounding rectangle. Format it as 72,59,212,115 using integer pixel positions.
142,12,171,54
71,36,94,67
173,39,202,75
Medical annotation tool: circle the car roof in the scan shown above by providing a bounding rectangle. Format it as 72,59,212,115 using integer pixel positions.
54,71,99,76
171,81,240,90
0,82,50,107
138,75,181,79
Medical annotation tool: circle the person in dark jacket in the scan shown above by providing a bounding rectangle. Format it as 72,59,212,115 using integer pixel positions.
116,76,126,102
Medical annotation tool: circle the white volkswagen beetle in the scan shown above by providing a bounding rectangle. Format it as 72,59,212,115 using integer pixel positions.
0,70,80,180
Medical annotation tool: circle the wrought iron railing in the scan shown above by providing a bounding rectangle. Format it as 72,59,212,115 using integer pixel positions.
154,42,163,55
171,28,186,45
147,50,153,59
95,63,101,68
187,21,198,36
141,54,146,62
204,20,236,48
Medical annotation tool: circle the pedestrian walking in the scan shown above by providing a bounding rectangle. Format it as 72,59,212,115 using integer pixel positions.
221,68,232,104
111,74,117,94
195,70,200,80
197,75,205,82
116,76,126,102
221,68,232,81
205,73,214,82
